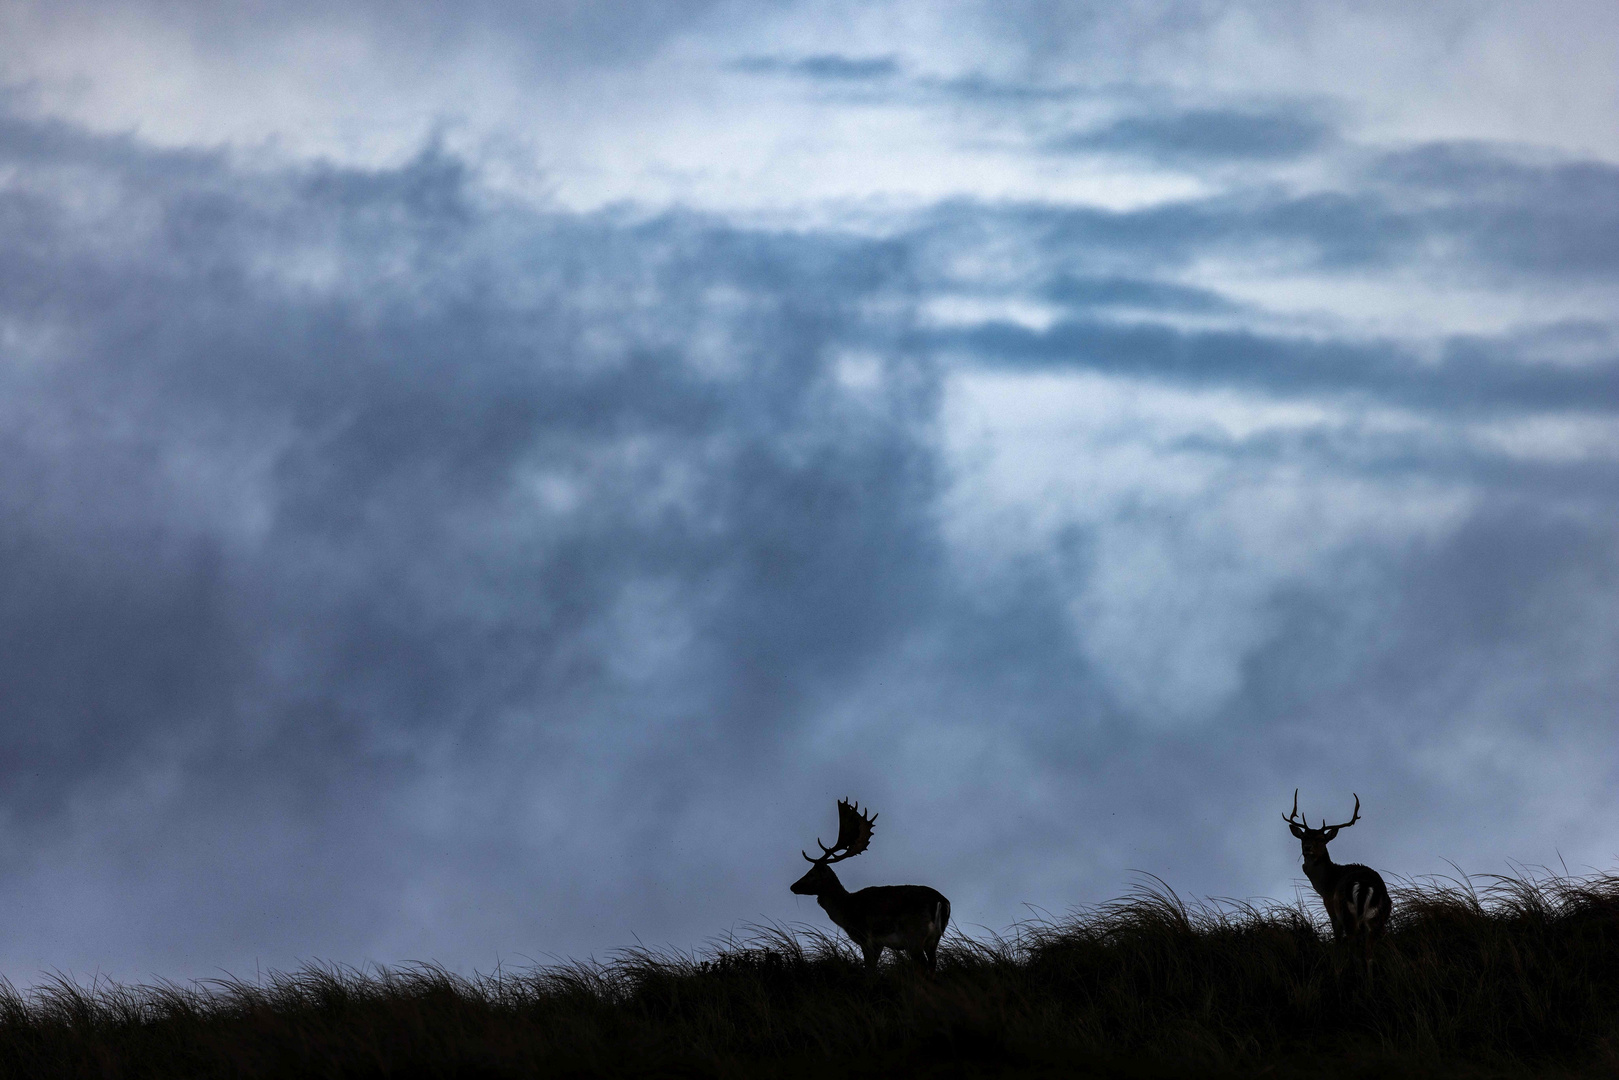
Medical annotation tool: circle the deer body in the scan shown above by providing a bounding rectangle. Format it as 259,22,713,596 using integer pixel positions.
1286,791,1390,979
791,800,951,971
1300,849,1388,945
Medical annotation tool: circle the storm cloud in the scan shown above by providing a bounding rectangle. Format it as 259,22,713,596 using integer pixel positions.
0,0,1615,984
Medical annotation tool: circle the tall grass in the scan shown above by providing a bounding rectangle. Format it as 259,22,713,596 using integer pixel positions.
4,868,1619,1077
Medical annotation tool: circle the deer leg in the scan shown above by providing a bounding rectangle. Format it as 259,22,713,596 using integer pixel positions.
924,942,938,971
862,943,883,971
1326,903,1346,943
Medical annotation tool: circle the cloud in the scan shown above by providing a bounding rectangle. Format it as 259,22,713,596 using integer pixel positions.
732,53,901,80
914,143,1619,283
1373,144,1619,280
1051,107,1334,162
1041,275,1239,314
7,0,735,71
0,111,950,971
941,318,1619,415
0,19,1617,987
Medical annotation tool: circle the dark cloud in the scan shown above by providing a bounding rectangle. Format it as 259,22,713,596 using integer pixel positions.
1051,108,1333,162
976,0,1224,73
17,0,740,70
0,104,1616,983
907,141,1619,290
0,113,944,972
940,319,1619,415
733,54,902,81
1041,274,1239,313
924,73,1091,103
1373,144,1619,279
910,192,1414,281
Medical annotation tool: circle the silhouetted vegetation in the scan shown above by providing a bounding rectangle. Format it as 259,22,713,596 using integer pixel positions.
5,869,1619,1078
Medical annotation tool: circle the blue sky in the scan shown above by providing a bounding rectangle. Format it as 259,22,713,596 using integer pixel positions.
0,0,1616,983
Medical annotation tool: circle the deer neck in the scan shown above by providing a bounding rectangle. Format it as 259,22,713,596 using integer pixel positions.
813,870,855,925
1301,849,1343,895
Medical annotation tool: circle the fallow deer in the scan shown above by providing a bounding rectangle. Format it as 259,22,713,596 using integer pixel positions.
1285,789,1391,980
790,799,951,971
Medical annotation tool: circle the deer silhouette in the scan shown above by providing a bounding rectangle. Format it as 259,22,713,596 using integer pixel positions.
791,799,950,971
1285,789,1390,982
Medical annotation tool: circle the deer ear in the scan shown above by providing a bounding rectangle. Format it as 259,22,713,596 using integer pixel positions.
1288,823,1307,839
1322,826,1340,842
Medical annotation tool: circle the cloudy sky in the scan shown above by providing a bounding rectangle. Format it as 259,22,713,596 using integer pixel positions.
0,0,1616,984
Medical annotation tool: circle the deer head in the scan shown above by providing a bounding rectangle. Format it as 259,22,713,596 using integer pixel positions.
1284,788,1361,863
790,799,877,896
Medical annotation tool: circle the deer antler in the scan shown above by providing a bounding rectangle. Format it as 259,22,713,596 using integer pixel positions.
802,799,878,864
1320,793,1361,834
1285,790,1362,838
1284,788,1305,827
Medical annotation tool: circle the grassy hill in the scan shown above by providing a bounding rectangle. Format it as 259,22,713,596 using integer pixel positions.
4,869,1619,1078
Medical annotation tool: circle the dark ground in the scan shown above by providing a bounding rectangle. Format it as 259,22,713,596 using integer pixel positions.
3,870,1618,1078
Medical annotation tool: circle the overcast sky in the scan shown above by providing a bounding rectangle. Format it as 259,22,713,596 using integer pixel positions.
0,0,1616,985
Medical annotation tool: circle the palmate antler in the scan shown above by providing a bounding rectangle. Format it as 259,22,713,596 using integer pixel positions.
1285,788,1362,838
803,799,878,864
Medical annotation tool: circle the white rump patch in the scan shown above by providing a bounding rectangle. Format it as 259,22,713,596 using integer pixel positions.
1347,883,1381,927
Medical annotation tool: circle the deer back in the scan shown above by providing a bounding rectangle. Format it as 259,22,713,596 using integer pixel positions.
834,884,950,949
1329,862,1390,935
